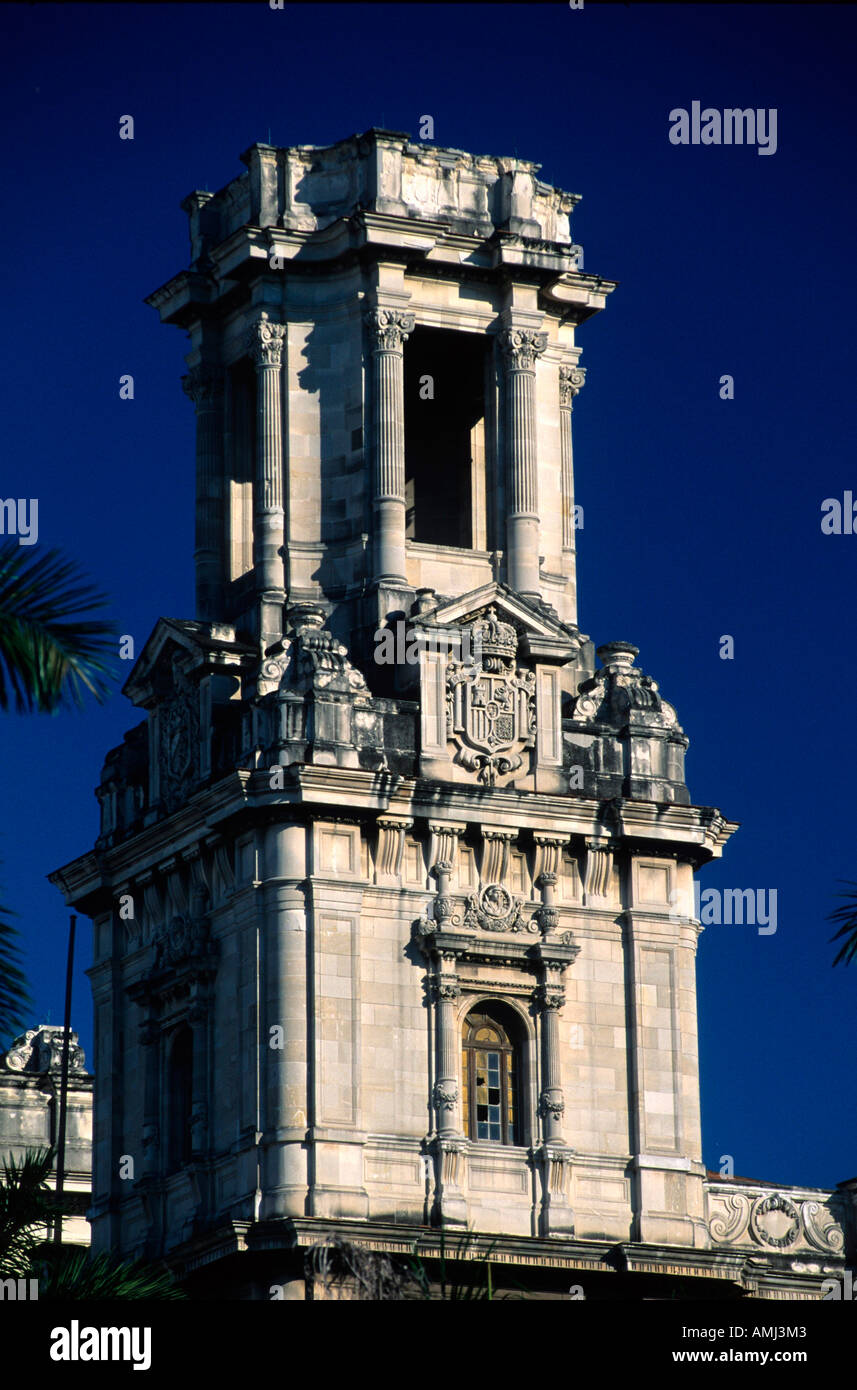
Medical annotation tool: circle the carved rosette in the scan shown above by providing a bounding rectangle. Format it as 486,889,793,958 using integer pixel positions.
499,327,548,372
558,364,586,408
246,311,286,368
365,307,415,352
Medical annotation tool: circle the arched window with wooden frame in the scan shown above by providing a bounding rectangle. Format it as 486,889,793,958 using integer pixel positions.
462,1004,522,1145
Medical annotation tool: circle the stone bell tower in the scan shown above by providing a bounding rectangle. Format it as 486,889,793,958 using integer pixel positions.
59,127,846,1301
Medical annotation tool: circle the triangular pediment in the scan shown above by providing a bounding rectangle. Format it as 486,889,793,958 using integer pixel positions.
122,618,255,708
412,583,585,664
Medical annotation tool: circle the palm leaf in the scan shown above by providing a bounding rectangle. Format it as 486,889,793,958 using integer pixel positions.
828,881,857,967
0,1147,58,1274
0,541,117,713
35,1247,186,1300
0,897,31,1044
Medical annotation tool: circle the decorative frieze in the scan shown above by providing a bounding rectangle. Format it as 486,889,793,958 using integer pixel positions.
707,1184,847,1256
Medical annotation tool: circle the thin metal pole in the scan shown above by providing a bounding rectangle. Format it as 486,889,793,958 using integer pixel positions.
53,914,76,1243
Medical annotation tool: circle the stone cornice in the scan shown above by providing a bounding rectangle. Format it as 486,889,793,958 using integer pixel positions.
50,767,737,914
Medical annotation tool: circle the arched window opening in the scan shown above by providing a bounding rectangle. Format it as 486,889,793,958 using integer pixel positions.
167,1025,193,1170
462,1004,521,1145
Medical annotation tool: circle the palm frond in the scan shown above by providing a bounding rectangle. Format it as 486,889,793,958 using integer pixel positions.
0,1147,57,1273
828,881,857,967
0,541,117,713
35,1246,186,1301
0,898,31,1044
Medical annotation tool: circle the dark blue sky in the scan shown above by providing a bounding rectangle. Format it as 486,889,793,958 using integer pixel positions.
1,2,855,1190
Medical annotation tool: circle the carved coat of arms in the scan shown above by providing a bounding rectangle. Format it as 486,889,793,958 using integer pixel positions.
446,607,536,786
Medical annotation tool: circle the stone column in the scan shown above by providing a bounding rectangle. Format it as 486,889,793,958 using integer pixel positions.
260,822,309,1220
247,312,287,649
536,976,565,1143
433,966,462,1139
559,365,585,595
182,365,225,622
533,957,575,1237
365,307,414,587
500,327,547,598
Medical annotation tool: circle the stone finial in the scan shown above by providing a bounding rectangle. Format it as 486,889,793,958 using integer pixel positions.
596,641,639,672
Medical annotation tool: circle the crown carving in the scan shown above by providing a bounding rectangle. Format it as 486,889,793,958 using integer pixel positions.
468,606,517,668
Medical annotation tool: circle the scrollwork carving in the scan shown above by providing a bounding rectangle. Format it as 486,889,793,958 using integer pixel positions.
365,307,415,351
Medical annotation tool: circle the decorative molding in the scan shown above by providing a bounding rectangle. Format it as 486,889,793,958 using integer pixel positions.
707,1185,847,1257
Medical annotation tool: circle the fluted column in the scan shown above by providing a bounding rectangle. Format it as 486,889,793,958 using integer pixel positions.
365,307,414,585
559,365,585,550
500,328,547,597
434,972,462,1140
536,974,566,1144
247,312,286,648
182,365,225,621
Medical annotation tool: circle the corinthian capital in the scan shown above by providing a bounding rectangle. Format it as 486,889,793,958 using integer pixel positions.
559,364,586,407
181,365,225,408
500,327,548,370
365,307,415,351
246,311,286,368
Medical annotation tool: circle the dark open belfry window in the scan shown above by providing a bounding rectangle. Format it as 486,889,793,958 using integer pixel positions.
167,1025,193,1170
404,327,488,548
462,1004,521,1145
